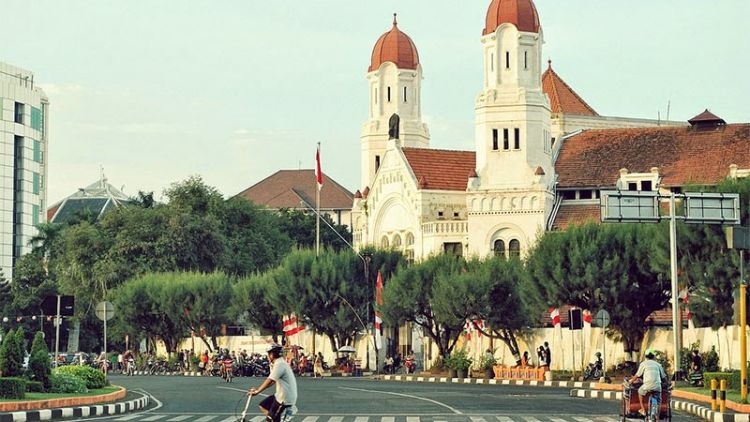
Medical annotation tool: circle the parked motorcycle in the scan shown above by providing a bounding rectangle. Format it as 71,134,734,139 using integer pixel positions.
583,352,603,381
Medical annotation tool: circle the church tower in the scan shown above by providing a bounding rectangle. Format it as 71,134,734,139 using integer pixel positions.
361,14,429,189
468,0,554,258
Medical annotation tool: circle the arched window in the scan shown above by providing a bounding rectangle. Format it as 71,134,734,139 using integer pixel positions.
509,239,521,258
405,233,414,247
493,239,505,258
392,234,402,250
381,236,390,249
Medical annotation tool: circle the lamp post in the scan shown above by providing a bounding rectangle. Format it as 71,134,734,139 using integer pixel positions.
362,252,373,371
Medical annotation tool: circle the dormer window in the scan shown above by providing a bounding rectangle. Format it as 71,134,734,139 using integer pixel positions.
641,181,653,191
628,182,638,191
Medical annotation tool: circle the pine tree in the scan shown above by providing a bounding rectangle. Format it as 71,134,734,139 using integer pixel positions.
28,331,51,390
0,328,19,377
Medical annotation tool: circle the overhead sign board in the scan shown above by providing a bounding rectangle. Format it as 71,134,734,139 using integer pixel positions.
600,190,660,223
684,193,740,225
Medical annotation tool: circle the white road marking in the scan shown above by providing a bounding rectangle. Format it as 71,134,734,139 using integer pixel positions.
218,417,237,422
549,418,569,422
354,417,369,422
141,416,168,421
166,417,195,421
573,417,594,422
380,417,395,422
406,417,420,422
250,417,266,422
301,417,319,422
523,417,541,422
338,386,463,415
497,417,515,422
327,417,344,422
470,417,487,422
114,416,140,421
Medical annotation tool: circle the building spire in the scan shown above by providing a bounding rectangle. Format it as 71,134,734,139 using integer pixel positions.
393,13,398,27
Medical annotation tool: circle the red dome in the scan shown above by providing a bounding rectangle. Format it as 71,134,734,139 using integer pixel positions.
369,14,420,72
483,0,541,35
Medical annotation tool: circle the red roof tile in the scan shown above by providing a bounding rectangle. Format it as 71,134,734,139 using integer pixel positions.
555,124,750,188
402,148,476,191
688,109,725,125
483,0,541,35
542,62,598,116
235,170,353,210
551,204,600,230
369,14,420,72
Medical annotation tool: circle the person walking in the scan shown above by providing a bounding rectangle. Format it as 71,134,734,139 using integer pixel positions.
544,341,551,368
248,344,298,421
313,352,324,379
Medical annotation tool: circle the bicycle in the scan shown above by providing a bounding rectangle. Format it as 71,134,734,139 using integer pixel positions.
237,395,295,422
644,391,660,422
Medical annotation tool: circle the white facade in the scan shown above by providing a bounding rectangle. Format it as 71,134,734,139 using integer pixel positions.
0,62,49,280
361,62,429,190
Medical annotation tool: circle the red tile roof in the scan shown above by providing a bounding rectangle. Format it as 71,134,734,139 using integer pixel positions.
235,170,354,210
402,148,476,191
555,124,750,188
369,14,419,72
688,109,726,125
551,204,600,231
483,0,541,35
542,62,598,116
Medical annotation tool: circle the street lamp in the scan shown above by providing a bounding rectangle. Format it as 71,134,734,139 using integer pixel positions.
362,252,373,371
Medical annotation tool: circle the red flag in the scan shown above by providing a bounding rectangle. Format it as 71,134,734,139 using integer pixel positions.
375,272,384,348
315,147,323,190
549,307,561,327
583,309,593,326
283,314,305,338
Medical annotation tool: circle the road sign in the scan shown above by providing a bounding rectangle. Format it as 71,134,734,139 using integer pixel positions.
684,193,741,224
600,191,659,223
595,309,611,328
95,301,115,321
727,226,750,250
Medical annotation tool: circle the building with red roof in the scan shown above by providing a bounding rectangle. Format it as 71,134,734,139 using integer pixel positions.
352,0,749,260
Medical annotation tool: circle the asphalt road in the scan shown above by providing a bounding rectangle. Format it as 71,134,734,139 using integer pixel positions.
77,375,702,422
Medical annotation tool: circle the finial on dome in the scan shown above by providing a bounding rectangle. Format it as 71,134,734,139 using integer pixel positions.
547,58,552,69
393,13,398,26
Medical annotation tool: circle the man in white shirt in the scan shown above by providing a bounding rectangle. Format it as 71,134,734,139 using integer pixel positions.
630,348,668,416
248,344,298,422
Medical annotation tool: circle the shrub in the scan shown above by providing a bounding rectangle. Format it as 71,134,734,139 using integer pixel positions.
0,377,27,399
704,346,720,372
704,372,738,390
652,350,671,375
54,365,107,389
28,332,51,391
445,349,472,371
49,372,88,393
0,328,23,377
26,381,44,392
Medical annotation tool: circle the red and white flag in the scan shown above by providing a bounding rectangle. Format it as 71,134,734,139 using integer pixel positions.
375,271,384,349
549,307,561,328
283,314,305,339
583,309,593,327
315,146,323,190
679,288,692,322
464,319,484,341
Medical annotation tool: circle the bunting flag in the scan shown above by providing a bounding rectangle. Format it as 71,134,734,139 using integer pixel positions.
315,146,323,190
583,309,593,327
549,307,561,328
375,271,384,349
679,288,692,322
464,320,473,341
283,314,305,339
464,319,484,341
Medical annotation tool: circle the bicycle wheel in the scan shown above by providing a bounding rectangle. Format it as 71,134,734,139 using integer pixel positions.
649,396,659,422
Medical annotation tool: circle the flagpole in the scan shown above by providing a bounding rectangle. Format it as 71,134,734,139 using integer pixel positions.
316,142,321,257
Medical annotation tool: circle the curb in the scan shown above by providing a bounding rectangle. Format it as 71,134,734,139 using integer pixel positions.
569,389,749,422
380,374,599,389
0,393,148,422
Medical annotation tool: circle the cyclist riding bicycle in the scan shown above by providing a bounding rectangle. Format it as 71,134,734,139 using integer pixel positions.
247,343,298,422
629,348,668,417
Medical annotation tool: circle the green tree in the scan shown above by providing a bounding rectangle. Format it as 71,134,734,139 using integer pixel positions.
382,253,468,360
527,223,671,358
435,257,541,364
0,328,18,377
276,208,352,252
271,249,369,351
233,273,283,342
28,331,51,390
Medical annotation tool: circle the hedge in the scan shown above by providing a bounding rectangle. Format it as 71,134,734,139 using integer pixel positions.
0,377,27,399
53,365,107,389
49,372,87,394
704,371,740,391
26,380,44,392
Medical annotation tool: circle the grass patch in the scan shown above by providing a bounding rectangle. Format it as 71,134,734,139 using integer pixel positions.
0,386,120,403
679,386,745,404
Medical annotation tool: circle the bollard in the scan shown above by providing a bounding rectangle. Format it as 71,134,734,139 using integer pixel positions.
720,379,727,413
710,378,718,411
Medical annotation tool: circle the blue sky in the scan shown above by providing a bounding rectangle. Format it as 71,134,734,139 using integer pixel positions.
3,1,749,204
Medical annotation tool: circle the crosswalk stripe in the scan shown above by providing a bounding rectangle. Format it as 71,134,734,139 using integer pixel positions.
251,417,266,422
327,417,344,422
141,416,168,422
114,416,140,421
523,417,541,422
353,418,369,422
406,417,420,422
549,418,568,422
165,416,192,422
218,417,236,422
470,417,487,422
301,417,319,422
573,418,594,422
497,417,514,422
380,417,395,422
596,418,620,422
194,417,216,422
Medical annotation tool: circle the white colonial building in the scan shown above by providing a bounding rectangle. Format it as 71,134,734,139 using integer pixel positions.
352,0,749,261
0,62,49,280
